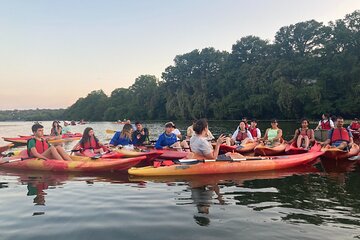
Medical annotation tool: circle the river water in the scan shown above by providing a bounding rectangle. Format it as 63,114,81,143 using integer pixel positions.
0,121,359,240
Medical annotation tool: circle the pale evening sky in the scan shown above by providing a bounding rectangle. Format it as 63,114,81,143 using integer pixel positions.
0,0,359,110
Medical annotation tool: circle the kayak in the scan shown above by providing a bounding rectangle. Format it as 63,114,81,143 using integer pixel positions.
18,133,82,139
157,150,189,160
0,144,13,153
321,143,360,160
285,142,322,155
128,151,324,176
254,142,287,156
0,155,147,172
3,136,81,145
219,142,258,154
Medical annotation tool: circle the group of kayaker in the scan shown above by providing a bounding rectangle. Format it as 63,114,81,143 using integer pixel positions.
25,114,359,161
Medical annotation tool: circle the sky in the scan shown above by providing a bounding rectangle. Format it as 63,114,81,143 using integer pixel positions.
0,0,359,110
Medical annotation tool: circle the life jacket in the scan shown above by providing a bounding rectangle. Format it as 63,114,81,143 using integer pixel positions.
249,128,258,138
245,123,249,129
330,128,350,143
298,128,312,138
27,138,49,157
81,137,100,150
236,130,248,141
321,120,331,130
350,122,360,130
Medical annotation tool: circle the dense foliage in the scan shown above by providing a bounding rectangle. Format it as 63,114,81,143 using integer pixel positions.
0,109,65,121
61,10,359,121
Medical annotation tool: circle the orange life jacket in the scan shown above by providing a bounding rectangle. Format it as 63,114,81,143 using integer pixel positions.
330,128,350,143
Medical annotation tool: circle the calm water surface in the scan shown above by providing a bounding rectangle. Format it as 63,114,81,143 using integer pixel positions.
0,121,360,240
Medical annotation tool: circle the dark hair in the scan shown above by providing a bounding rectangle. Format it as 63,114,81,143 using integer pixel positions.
135,121,141,125
337,116,344,120
300,118,309,124
32,123,44,133
271,119,278,123
81,127,99,145
323,113,329,118
251,119,257,123
193,119,208,135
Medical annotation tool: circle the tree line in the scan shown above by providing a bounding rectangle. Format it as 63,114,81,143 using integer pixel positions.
7,11,360,122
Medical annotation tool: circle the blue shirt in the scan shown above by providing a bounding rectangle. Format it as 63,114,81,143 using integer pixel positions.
109,131,133,146
155,132,178,150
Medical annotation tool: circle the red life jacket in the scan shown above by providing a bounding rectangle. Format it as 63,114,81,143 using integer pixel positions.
321,120,331,130
249,128,258,138
350,122,360,130
81,137,100,150
27,138,49,156
236,130,248,141
298,128,313,138
330,128,350,143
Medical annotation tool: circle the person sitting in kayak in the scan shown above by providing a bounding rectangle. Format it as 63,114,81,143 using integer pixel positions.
190,119,226,159
226,121,253,146
109,123,134,147
62,121,72,134
27,123,72,161
186,120,215,141
249,119,261,141
315,113,334,130
132,121,150,146
348,118,360,132
288,118,315,149
242,117,249,129
262,119,283,146
50,121,62,136
155,122,190,151
323,116,353,150
73,127,108,155
167,122,182,140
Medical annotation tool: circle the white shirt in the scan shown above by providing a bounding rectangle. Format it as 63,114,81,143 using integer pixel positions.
172,128,182,140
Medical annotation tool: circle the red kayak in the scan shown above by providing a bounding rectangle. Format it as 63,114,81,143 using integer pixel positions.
254,142,287,156
321,143,360,160
219,142,258,154
19,133,82,140
285,142,322,155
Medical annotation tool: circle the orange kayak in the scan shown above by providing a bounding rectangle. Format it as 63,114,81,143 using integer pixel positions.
254,142,287,156
321,143,360,160
0,155,147,172
285,142,322,155
219,142,258,154
128,151,323,176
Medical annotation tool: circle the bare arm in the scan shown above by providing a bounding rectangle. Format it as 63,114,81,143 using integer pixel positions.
30,147,48,160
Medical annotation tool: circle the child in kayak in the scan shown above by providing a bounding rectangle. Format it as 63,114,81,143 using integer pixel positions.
155,122,190,151
226,121,253,146
249,119,261,141
27,123,72,161
288,118,315,149
132,122,150,146
73,127,108,155
315,113,334,130
109,124,134,148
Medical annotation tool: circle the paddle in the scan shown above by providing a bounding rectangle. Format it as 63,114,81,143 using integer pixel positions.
0,157,33,165
348,155,360,161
